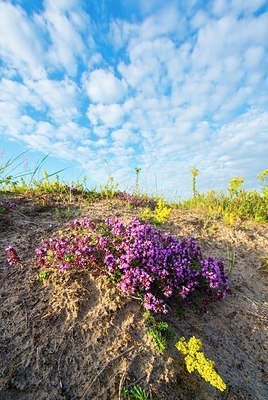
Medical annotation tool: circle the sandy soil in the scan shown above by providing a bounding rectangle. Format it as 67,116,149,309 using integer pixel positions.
0,193,267,400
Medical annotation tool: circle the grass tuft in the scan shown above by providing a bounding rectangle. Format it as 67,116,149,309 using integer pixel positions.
122,384,154,400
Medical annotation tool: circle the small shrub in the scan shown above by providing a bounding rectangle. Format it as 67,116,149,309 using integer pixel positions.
140,198,171,224
101,176,119,199
140,207,151,220
34,217,229,314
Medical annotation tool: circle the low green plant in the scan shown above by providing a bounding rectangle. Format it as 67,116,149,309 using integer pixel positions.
140,207,152,221
176,336,226,392
258,256,268,273
0,151,30,188
101,176,119,200
257,169,268,198
147,325,167,353
145,311,176,353
223,212,235,227
9,177,29,193
179,170,268,223
36,270,49,282
122,385,153,400
257,169,268,186
2,153,69,195
226,246,235,276
55,206,73,219
134,167,142,195
140,207,151,220
140,198,171,224
153,198,172,223
191,167,199,198
228,176,244,197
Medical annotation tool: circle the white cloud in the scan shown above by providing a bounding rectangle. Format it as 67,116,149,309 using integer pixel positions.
244,46,265,68
85,69,127,104
43,0,79,13
192,13,268,71
139,5,182,40
109,19,135,50
191,10,209,29
0,0,267,198
230,0,267,16
34,121,54,137
136,0,165,16
111,128,138,144
56,122,90,140
87,103,125,128
212,0,267,17
40,1,89,76
0,78,41,109
22,133,53,152
0,102,20,129
212,0,229,16
0,2,46,79
27,78,79,122
92,126,109,138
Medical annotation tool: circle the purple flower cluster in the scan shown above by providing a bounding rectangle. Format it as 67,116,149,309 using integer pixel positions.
35,219,98,272
35,217,229,313
114,191,156,208
0,198,16,213
5,246,21,266
63,184,84,194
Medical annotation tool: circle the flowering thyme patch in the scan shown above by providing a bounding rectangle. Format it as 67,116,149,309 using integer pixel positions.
35,217,229,313
5,246,21,266
114,191,156,208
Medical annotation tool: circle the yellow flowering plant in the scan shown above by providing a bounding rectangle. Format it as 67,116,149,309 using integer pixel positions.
175,336,226,392
140,198,171,224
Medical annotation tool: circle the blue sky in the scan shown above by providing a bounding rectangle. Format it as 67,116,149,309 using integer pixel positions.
0,0,267,199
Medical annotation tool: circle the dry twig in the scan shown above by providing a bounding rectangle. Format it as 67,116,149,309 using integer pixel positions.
118,370,126,400
81,345,136,400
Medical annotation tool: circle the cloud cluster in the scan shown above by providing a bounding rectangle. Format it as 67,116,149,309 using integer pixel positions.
0,0,267,198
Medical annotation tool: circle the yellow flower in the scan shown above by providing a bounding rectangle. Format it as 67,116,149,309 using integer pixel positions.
175,336,188,355
185,354,197,373
188,336,202,355
175,336,226,392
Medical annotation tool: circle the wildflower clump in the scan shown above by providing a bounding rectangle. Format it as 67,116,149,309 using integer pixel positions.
140,198,171,223
115,191,156,208
0,198,16,214
176,336,226,391
35,217,229,314
5,246,21,266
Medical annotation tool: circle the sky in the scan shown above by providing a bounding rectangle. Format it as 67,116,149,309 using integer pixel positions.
0,0,267,199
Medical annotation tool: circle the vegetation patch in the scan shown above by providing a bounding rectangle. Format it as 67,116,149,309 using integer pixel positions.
0,154,267,399
26,216,229,315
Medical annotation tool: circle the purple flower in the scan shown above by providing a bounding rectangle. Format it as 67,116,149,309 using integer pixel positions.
59,262,70,271
144,293,167,314
5,246,21,266
0,198,16,212
34,216,229,314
